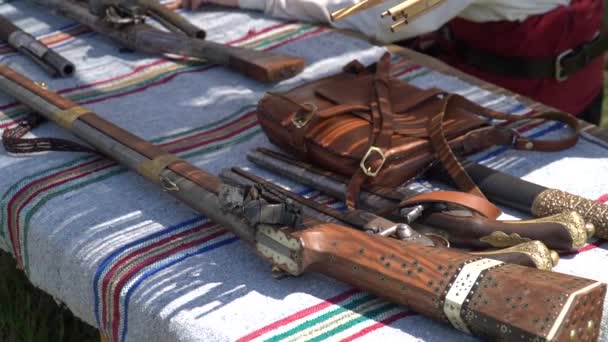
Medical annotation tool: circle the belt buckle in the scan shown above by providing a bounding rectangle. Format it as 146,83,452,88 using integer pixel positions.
554,49,574,82
291,103,317,128
360,146,386,177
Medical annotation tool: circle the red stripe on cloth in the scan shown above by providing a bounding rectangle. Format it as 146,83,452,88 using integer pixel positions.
100,222,212,329
6,157,106,263
392,65,422,78
576,240,608,253
264,27,327,51
110,229,229,342
169,120,259,154
340,311,414,342
159,111,255,147
12,163,114,266
237,288,361,342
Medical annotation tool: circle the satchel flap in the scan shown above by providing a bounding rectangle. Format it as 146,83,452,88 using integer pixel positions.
315,75,432,113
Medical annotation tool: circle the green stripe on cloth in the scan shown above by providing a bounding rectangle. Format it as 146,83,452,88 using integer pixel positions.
307,303,398,342
264,295,375,342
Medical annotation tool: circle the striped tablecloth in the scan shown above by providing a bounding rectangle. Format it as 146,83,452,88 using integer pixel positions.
0,1,606,341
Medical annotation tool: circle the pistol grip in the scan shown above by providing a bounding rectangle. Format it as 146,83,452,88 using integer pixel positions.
419,211,590,251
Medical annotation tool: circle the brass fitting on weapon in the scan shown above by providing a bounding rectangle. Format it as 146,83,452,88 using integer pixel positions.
470,241,558,271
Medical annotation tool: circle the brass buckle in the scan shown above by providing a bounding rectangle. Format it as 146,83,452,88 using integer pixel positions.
291,103,317,128
360,146,386,177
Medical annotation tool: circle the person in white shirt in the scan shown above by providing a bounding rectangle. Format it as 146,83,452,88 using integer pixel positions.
180,0,568,43
182,0,606,125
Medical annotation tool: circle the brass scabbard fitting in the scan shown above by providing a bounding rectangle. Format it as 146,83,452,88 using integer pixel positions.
471,241,558,271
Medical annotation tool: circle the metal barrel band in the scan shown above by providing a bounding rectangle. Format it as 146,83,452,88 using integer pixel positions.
135,154,183,187
55,106,90,129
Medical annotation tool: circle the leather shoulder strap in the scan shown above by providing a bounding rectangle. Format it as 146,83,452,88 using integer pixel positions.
398,190,502,219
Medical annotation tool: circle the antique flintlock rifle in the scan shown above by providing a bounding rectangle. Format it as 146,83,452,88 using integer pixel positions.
0,63,604,341
32,0,305,82
220,166,561,271
0,14,75,77
247,148,594,252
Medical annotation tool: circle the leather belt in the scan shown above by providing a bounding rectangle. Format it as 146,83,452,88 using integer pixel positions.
453,31,607,82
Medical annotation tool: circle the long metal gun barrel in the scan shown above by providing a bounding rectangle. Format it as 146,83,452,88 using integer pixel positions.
0,14,74,77
0,63,604,341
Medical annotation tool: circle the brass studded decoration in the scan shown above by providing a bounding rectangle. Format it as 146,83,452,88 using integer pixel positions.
532,189,608,240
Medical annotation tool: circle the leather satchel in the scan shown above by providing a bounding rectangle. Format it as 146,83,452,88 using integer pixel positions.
256,53,579,209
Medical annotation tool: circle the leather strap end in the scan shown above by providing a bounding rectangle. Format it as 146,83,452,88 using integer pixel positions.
136,154,183,184
399,190,502,219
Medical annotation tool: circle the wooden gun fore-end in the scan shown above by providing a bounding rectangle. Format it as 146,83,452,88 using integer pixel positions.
285,223,605,341
227,48,306,82
418,210,590,252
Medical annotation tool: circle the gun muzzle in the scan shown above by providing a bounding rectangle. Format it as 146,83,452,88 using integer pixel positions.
0,14,74,78
9,31,75,78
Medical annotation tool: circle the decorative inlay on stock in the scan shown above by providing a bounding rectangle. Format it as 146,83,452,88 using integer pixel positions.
442,258,504,333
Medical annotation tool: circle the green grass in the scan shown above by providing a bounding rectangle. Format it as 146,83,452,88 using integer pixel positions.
0,250,98,342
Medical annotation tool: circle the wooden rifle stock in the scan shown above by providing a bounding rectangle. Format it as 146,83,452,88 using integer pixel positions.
0,63,604,341
35,0,305,82
295,223,604,341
